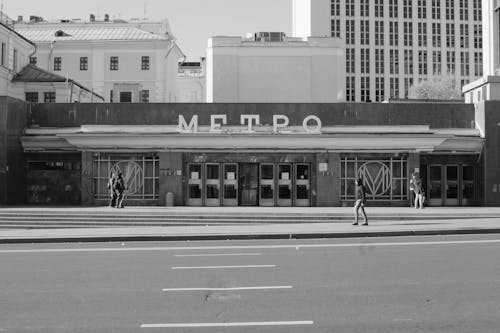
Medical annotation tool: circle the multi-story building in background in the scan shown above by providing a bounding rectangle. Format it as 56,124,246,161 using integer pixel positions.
293,0,483,102
13,15,185,103
177,59,205,103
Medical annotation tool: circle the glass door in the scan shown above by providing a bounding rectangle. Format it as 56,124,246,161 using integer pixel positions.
223,163,238,206
278,164,292,207
462,165,475,205
428,165,443,206
445,165,459,206
294,164,311,207
205,163,221,206
239,164,259,206
259,164,275,206
187,163,202,206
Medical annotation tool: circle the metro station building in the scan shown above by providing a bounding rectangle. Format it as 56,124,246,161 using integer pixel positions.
5,101,498,207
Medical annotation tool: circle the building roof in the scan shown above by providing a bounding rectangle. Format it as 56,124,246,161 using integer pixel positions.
12,64,105,101
15,26,169,42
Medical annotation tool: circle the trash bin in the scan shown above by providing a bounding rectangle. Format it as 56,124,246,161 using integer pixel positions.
166,192,174,206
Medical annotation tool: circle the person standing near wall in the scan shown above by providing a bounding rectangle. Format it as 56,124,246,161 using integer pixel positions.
413,173,424,209
409,173,416,208
114,172,126,208
353,178,368,226
107,172,117,207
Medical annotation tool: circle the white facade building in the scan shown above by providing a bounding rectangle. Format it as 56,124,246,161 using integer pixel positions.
206,33,345,103
14,17,185,103
293,0,484,102
176,60,205,103
463,0,500,103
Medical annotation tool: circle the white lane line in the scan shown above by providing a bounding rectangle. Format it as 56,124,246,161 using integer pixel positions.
141,321,314,328
2,239,500,253
174,253,261,257
162,286,292,291
172,265,276,270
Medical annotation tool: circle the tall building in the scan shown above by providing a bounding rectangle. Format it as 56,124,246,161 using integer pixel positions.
13,15,185,103
293,0,484,102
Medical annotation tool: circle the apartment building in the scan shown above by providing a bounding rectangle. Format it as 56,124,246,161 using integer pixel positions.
293,0,483,101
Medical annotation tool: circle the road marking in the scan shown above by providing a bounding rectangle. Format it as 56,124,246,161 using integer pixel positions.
162,286,292,291
141,321,314,328
172,265,276,270
2,239,500,253
174,253,261,257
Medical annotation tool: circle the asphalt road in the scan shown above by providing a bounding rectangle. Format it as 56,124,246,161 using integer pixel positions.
1,235,500,333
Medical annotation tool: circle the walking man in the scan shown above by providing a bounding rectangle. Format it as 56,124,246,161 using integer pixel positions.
409,173,416,207
414,173,424,209
107,172,117,207
114,172,126,208
353,178,368,226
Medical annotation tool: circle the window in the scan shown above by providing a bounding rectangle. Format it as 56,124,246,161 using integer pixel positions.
459,0,468,20
141,56,150,70
360,76,370,102
460,24,469,48
389,0,398,17
331,19,341,38
80,57,88,71
346,48,355,74
390,49,399,75
404,77,414,98
404,49,414,75
433,51,442,74
375,77,385,102
474,24,482,49
390,77,400,98
346,0,355,17
360,0,369,16
446,0,455,20
25,92,38,103
53,57,61,71
460,51,470,76
375,21,384,46
331,0,341,16
110,56,119,70
44,92,56,103
418,0,427,19
389,21,399,46
375,49,384,74
110,90,114,103
346,76,355,102
418,22,427,47
29,56,37,66
375,0,384,17
141,89,150,102
447,51,456,74
1,42,5,66
446,23,456,47
404,22,413,47
403,0,413,19
346,20,355,45
432,0,441,20
473,0,482,21
360,20,369,45
361,48,370,74
13,49,18,71
474,52,483,76
432,23,441,47
120,91,132,102
418,50,428,75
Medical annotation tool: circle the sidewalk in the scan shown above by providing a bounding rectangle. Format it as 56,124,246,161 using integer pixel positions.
0,206,499,243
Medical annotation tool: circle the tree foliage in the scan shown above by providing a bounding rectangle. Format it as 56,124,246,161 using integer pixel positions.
408,75,464,100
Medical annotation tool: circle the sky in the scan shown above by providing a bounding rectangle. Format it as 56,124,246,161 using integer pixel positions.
4,0,293,60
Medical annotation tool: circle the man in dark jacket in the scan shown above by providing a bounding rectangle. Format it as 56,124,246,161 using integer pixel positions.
114,172,126,208
353,178,368,225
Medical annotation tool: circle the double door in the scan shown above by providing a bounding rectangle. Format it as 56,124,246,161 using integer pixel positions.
427,164,475,206
186,163,311,207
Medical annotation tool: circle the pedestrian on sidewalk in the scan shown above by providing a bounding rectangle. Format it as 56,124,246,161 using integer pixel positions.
114,172,126,208
409,172,416,207
107,172,117,208
413,173,424,209
353,178,368,226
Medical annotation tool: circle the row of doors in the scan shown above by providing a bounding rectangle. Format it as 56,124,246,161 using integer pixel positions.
426,164,475,206
187,163,311,206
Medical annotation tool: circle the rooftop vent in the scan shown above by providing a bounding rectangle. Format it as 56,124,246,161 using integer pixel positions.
17,15,23,22
90,14,95,22
55,30,71,37
104,14,109,22
29,15,43,23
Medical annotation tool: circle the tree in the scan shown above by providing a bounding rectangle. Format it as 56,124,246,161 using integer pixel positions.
408,75,464,100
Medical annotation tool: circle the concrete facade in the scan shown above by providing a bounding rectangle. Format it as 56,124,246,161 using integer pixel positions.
206,35,345,103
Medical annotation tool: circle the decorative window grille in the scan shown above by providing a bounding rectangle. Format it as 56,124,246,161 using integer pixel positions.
93,154,159,201
341,156,408,202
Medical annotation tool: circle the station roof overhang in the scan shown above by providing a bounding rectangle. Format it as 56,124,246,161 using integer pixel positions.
20,125,484,154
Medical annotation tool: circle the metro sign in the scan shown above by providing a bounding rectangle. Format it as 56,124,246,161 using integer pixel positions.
177,114,322,134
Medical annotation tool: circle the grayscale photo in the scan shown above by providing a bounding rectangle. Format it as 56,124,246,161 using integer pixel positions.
0,0,499,331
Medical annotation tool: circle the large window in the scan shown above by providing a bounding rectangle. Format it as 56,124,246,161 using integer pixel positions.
341,156,408,202
29,56,37,66
110,56,119,70
141,56,150,70
120,91,132,102
25,92,38,103
44,92,56,103
53,57,61,71
80,57,88,71
92,154,159,201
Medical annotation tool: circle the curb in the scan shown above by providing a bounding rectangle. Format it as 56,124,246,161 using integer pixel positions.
2,228,500,244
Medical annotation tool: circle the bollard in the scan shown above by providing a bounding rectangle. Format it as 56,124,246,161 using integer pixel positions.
166,192,174,206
